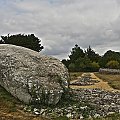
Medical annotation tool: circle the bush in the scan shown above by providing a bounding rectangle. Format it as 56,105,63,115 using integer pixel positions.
68,63,75,72
106,60,119,69
90,62,100,71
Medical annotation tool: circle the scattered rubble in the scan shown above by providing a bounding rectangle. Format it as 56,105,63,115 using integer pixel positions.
99,68,120,74
70,73,99,86
24,88,120,119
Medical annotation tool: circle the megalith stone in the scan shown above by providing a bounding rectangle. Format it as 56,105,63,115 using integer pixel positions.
0,44,69,105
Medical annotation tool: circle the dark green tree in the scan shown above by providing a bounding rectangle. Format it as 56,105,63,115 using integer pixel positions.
69,44,85,62
75,56,92,72
68,63,76,72
62,59,71,68
99,50,120,68
85,45,100,62
0,34,44,52
62,44,101,72
62,44,120,72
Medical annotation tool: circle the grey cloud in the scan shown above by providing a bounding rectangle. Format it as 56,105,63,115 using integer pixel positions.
0,0,120,59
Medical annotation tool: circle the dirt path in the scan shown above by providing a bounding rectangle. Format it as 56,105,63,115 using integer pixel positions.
70,73,120,92
70,76,81,84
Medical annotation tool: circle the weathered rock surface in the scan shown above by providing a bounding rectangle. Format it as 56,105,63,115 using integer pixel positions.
0,44,69,105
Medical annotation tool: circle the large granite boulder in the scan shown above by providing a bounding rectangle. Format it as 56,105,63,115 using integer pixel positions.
0,44,69,105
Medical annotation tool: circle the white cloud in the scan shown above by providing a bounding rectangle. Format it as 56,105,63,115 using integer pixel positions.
0,0,120,59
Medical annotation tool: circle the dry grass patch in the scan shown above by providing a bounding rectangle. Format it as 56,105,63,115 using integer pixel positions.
69,72,83,81
95,73,120,90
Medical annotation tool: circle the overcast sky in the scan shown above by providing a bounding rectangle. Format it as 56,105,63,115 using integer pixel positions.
0,0,120,59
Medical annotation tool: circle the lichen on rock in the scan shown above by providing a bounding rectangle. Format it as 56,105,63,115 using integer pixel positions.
0,44,69,105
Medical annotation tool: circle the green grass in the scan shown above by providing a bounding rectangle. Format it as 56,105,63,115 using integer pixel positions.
0,85,20,111
0,85,21,102
53,116,70,120
0,86,18,102
95,73,120,90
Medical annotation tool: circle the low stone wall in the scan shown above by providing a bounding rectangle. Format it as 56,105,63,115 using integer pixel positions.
99,68,120,74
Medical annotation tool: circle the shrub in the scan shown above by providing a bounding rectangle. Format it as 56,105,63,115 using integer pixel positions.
106,60,119,69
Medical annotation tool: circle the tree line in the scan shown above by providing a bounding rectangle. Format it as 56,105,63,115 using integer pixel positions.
0,34,44,52
0,34,120,72
62,44,120,72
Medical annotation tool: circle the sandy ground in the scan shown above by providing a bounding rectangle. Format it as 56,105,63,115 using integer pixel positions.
70,73,120,92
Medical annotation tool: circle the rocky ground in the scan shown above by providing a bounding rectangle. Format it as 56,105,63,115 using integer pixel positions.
26,73,120,119
26,88,120,119
0,73,120,120
70,73,99,86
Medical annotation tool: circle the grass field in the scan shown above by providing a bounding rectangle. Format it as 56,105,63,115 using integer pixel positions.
95,73,120,90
